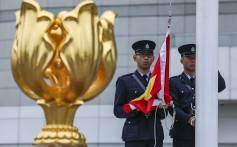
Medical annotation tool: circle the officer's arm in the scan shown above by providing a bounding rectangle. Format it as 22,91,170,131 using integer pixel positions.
174,103,191,124
218,71,226,92
114,78,141,118
170,79,191,124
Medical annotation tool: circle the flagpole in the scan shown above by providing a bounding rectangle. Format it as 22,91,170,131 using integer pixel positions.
168,3,171,28
196,1,218,147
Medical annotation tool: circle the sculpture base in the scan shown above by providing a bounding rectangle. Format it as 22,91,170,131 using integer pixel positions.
33,125,87,147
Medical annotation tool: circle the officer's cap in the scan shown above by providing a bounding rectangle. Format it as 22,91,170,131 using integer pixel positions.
178,44,196,57
132,40,156,54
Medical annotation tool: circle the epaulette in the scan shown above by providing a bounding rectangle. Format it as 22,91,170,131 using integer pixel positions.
120,73,133,78
170,75,180,79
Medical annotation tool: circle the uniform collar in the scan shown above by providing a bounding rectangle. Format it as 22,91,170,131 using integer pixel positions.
134,70,150,85
181,72,195,85
137,71,151,78
180,72,191,83
184,73,196,80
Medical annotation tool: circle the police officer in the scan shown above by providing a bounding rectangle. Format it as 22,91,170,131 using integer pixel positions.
114,40,166,147
169,44,226,147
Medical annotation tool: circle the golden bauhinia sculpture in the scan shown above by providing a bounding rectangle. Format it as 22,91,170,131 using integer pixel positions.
11,0,117,146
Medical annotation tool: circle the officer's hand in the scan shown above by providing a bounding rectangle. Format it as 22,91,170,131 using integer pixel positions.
158,104,168,109
188,116,195,127
134,108,140,111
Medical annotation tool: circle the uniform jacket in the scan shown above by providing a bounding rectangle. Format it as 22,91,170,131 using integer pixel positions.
114,70,166,141
169,71,226,139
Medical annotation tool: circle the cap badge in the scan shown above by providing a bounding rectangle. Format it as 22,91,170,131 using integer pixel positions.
191,47,195,52
145,44,149,49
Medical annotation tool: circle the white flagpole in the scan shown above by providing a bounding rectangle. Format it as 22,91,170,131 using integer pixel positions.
196,0,218,147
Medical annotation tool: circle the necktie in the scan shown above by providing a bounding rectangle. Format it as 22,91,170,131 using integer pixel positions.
142,74,148,86
143,74,148,81
190,77,194,86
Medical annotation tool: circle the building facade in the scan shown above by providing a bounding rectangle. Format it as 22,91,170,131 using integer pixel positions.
0,0,237,146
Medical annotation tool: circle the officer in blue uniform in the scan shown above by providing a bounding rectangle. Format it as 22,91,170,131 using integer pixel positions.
114,40,166,147
169,44,226,147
